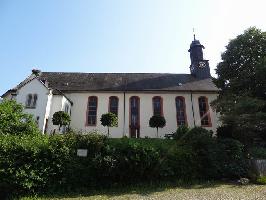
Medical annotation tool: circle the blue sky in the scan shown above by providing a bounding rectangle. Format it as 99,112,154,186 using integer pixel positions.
1,0,266,95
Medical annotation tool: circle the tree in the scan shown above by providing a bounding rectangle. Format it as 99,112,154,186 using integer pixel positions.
0,99,39,135
100,112,118,136
52,111,71,132
149,115,166,138
212,27,266,146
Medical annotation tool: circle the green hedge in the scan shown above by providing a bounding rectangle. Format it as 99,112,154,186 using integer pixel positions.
0,129,248,196
249,147,266,159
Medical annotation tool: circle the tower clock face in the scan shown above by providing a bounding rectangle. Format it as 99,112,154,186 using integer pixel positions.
198,61,206,68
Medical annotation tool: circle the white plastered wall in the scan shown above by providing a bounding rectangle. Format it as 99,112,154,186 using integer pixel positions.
67,92,124,137
47,95,72,134
66,91,219,138
13,79,50,133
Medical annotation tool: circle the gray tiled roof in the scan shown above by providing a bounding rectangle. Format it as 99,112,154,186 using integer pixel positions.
39,72,219,92
2,72,219,98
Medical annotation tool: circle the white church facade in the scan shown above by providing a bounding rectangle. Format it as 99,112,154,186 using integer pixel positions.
2,38,220,138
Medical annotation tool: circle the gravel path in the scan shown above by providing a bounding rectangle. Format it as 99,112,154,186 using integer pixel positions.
28,184,266,200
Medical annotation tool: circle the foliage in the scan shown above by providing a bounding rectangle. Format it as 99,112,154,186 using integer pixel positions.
180,127,218,178
149,115,166,137
212,27,266,146
0,130,248,196
180,127,247,179
100,112,118,136
52,111,71,131
249,147,266,159
0,134,70,196
256,176,266,185
216,125,233,139
181,127,213,144
172,125,190,140
0,99,39,136
216,139,247,179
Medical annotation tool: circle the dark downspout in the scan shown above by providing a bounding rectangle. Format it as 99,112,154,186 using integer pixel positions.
190,91,196,127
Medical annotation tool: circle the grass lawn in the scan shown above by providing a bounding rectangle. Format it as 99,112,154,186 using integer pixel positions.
20,182,266,200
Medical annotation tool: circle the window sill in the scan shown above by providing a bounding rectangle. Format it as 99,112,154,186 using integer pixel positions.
201,124,212,128
25,106,36,109
85,124,97,127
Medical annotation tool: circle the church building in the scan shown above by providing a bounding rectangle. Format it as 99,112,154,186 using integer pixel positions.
2,38,219,138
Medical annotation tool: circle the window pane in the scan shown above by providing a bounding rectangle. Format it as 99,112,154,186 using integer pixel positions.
109,97,118,116
130,97,139,127
153,97,162,116
32,94,38,107
87,97,97,125
26,94,32,107
198,97,210,126
176,97,186,126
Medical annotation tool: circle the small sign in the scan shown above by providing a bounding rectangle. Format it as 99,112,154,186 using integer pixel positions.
77,149,88,157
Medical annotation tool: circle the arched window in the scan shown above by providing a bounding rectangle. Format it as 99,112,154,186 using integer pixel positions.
109,96,119,116
129,96,140,138
175,96,187,126
198,96,211,126
26,94,32,107
87,96,98,126
152,96,163,116
64,104,70,114
32,94,38,107
26,93,38,108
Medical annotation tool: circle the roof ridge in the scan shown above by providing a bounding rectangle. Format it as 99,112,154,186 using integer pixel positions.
42,72,191,75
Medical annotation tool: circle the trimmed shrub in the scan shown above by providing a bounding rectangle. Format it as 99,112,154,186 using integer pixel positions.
149,115,166,138
100,112,118,136
52,111,71,132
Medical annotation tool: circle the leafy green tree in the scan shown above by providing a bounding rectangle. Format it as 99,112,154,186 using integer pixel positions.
212,27,266,146
100,112,118,136
0,99,39,135
149,115,166,138
52,111,71,132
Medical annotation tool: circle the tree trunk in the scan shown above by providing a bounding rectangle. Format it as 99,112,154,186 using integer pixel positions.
156,127,158,138
108,126,110,136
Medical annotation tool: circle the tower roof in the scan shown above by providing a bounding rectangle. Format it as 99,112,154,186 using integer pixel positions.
188,39,205,52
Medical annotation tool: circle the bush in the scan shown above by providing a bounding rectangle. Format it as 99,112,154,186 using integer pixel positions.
52,111,71,132
179,127,247,179
0,134,71,195
0,100,40,136
181,126,213,145
172,126,189,140
100,112,118,136
0,130,249,196
216,139,248,179
216,125,233,139
256,176,266,185
149,115,166,138
179,127,218,178
249,147,266,159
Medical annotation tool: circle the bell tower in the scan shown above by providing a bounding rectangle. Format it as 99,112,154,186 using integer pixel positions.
188,35,211,79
